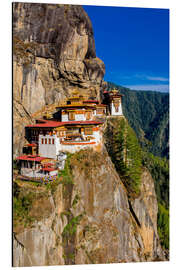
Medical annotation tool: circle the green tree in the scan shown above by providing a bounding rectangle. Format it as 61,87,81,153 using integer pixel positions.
105,118,142,197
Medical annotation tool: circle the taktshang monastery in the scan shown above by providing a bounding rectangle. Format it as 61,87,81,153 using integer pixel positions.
16,89,123,178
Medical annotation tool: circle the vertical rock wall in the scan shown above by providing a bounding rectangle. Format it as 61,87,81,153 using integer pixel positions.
13,149,165,266
13,3,106,156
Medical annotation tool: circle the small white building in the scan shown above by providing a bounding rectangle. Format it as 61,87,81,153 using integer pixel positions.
109,90,123,116
16,155,58,178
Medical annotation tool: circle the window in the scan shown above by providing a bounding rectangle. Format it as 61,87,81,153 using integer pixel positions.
113,100,120,112
45,138,47,144
68,112,75,120
41,138,44,144
84,128,93,135
52,138,55,144
96,108,103,114
49,138,51,144
86,112,91,120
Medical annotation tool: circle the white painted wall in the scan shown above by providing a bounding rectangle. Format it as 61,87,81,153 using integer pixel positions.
49,170,58,176
111,102,123,116
39,128,103,156
93,130,101,143
75,114,85,121
62,114,69,121
58,143,95,153
61,113,86,121
57,129,102,153
39,134,58,159
21,168,58,178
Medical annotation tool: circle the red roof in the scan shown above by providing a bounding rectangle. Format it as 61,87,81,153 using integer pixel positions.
83,100,99,104
26,120,62,128
16,155,48,162
26,120,103,128
96,104,107,107
43,163,54,167
56,104,96,109
62,121,103,125
42,167,57,172
26,143,37,147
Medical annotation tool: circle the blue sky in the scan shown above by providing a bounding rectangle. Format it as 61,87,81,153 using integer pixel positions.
83,5,169,92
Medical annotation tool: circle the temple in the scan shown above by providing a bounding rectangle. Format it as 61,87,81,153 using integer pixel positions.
16,89,123,178
103,89,123,116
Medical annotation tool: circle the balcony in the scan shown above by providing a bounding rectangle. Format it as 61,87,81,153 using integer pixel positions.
60,134,96,145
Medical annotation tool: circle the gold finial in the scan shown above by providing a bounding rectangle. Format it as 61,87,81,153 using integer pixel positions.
111,88,118,94
43,110,52,119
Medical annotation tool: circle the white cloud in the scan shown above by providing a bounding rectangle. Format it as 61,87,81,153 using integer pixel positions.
146,76,169,82
124,84,169,92
110,72,169,83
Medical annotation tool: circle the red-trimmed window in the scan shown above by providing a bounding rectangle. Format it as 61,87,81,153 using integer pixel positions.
84,128,93,135
96,108,103,114
68,112,75,120
45,138,47,144
49,138,51,144
41,138,44,144
52,138,55,144
86,111,91,120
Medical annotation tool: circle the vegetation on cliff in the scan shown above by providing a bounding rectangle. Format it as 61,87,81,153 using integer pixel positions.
104,117,142,197
106,83,169,251
13,177,61,232
142,151,169,249
157,203,169,250
142,151,169,208
104,117,169,251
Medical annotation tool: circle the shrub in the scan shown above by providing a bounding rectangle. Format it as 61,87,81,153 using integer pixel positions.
157,203,169,250
62,214,83,239
58,154,74,185
13,191,35,225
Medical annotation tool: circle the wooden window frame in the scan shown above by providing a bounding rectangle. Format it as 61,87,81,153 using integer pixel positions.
96,108,103,114
84,127,93,135
86,111,91,120
68,111,75,120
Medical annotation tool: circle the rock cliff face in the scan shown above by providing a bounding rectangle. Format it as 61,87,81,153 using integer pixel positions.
13,3,106,156
13,149,165,266
13,3,165,266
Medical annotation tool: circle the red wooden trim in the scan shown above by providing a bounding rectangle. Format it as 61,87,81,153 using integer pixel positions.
61,141,96,145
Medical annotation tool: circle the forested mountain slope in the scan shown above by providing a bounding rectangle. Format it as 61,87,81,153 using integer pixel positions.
107,82,169,158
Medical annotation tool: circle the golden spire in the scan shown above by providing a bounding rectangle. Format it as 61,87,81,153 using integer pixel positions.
43,110,52,119
111,88,119,94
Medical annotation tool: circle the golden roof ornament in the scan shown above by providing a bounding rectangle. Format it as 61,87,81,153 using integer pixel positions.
111,89,119,94
43,110,52,119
